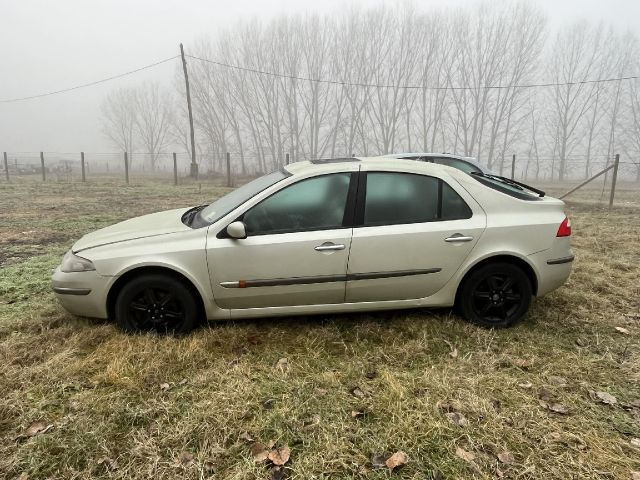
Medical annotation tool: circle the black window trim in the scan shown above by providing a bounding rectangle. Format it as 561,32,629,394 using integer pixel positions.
222,171,358,237
354,170,472,228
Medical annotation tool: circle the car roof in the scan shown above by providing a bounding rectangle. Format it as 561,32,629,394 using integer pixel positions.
384,152,478,161
284,156,466,177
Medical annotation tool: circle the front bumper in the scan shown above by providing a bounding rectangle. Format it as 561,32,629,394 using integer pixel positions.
51,266,112,318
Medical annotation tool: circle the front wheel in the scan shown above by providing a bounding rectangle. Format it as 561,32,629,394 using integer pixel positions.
458,262,532,328
115,274,200,334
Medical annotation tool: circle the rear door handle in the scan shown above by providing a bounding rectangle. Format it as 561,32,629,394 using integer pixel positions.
445,235,474,243
314,243,345,251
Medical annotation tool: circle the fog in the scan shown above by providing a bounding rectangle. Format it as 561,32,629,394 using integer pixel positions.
1,0,640,180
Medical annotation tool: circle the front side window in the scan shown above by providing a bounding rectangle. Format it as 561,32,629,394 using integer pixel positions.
243,173,351,235
363,172,471,226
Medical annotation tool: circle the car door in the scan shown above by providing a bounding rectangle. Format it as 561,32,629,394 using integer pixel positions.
206,172,356,309
345,169,486,303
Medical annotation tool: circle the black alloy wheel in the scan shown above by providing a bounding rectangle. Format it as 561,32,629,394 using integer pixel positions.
115,274,200,334
459,262,532,328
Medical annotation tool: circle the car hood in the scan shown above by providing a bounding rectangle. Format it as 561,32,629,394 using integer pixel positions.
72,208,192,252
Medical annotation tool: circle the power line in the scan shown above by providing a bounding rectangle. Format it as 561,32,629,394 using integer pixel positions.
186,53,640,91
0,56,179,104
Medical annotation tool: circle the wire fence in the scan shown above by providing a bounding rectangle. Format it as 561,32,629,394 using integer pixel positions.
1,150,638,208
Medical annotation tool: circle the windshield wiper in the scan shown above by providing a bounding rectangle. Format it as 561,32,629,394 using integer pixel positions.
471,172,545,197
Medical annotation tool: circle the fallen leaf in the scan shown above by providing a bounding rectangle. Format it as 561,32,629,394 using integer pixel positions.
178,378,188,386
512,358,533,369
16,474,29,480
540,401,569,414
97,457,119,471
268,445,291,466
497,451,515,465
251,443,269,463
631,438,640,448
350,386,366,398
371,453,391,469
445,412,468,427
275,357,289,372
575,337,587,347
615,326,630,335
22,421,53,438
455,447,476,462
632,472,640,480
262,398,276,410
178,451,194,467
385,451,409,470
590,391,617,405
351,410,365,418
239,431,255,443
159,383,171,391
548,376,567,386
517,382,533,389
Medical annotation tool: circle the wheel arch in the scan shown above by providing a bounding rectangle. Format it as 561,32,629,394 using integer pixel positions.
454,254,539,305
106,266,206,321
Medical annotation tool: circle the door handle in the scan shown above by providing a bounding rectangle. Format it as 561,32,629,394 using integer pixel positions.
314,243,345,251
444,235,474,243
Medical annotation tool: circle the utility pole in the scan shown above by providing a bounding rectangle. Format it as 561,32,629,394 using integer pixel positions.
180,43,198,180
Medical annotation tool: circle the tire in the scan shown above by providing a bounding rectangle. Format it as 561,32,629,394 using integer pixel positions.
115,273,200,334
458,262,532,328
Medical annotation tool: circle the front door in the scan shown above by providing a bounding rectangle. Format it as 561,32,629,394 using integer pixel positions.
345,171,486,302
207,172,355,309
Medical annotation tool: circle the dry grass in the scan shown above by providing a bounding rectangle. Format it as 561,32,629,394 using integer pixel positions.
0,177,639,479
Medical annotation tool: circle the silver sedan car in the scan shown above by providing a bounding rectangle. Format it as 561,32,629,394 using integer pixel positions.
52,157,574,333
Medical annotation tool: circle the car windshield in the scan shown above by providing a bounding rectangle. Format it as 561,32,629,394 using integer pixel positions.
194,170,289,226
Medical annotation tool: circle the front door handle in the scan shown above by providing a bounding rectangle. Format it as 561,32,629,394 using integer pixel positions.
445,235,474,243
314,242,345,251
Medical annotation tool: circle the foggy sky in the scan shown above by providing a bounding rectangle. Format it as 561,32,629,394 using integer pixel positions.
1,0,639,154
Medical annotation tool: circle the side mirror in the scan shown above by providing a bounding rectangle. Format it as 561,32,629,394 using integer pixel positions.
226,221,247,239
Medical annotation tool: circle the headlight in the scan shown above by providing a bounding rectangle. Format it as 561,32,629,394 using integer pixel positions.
61,251,96,273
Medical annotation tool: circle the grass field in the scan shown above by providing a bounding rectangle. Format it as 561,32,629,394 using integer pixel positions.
1,177,639,479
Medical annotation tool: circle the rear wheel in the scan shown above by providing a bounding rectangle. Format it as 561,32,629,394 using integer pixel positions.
458,262,532,328
115,274,200,334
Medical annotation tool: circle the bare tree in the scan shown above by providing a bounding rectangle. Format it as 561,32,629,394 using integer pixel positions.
134,82,173,171
100,87,137,163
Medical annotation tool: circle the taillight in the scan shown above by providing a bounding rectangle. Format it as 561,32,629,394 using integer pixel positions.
557,217,571,237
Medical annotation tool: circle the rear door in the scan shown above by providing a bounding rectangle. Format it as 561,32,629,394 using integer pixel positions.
345,169,486,302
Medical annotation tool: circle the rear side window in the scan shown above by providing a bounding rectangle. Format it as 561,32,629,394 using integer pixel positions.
362,172,471,226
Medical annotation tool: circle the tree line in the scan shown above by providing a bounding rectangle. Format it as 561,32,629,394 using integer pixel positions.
101,2,640,181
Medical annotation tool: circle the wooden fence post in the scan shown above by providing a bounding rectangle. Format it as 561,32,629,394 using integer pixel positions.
609,153,620,210
226,152,232,187
124,152,129,184
511,154,516,180
80,152,86,182
40,152,46,181
3,152,8,182
173,153,178,186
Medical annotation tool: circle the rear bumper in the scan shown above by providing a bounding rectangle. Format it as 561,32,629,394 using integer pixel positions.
51,267,111,318
529,249,574,296
546,254,575,265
